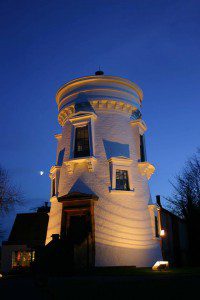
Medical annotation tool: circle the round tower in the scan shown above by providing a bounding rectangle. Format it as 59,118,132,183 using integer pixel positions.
46,72,162,267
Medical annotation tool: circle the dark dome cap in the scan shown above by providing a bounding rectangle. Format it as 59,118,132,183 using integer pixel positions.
95,70,104,75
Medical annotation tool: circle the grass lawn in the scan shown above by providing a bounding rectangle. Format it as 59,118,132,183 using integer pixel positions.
0,267,199,300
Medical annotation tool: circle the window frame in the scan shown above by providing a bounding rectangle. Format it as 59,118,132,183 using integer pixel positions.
74,124,90,158
70,119,94,159
148,204,161,239
140,134,146,162
108,157,134,192
49,166,61,198
154,215,159,238
116,169,130,191
51,177,56,197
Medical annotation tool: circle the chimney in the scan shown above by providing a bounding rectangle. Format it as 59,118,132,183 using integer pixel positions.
156,195,162,207
51,234,60,241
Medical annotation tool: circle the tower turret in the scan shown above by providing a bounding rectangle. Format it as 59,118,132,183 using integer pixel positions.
46,74,162,268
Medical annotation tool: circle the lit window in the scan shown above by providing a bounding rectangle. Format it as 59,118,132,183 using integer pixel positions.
74,125,90,158
160,229,165,237
12,251,35,268
116,170,130,191
155,216,159,237
140,134,146,162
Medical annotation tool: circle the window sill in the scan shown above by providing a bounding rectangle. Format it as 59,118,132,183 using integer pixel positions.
64,156,97,174
109,189,134,194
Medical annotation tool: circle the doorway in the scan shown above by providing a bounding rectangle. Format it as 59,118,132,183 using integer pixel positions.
65,209,94,269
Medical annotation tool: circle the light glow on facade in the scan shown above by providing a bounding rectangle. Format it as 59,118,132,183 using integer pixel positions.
45,73,163,267
152,261,169,270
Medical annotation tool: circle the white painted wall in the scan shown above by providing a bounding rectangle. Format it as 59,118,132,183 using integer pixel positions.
45,75,162,266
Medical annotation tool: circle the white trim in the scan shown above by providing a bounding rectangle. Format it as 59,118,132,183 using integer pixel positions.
138,162,155,180
54,133,62,140
108,157,134,191
148,204,161,240
69,113,96,159
49,165,61,175
130,119,147,135
69,112,97,123
109,190,134,194
49,165,61,197
64,156,97,174
108,157,133,166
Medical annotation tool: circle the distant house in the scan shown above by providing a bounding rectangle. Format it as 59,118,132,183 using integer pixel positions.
1,204,49,273
156,196,189,267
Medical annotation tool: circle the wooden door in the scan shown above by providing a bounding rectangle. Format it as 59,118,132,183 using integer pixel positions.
66,210,92,269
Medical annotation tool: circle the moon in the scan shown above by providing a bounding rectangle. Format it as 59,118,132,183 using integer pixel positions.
39,171,44,176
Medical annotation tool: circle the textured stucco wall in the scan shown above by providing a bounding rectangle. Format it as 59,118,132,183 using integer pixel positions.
45,200,62,244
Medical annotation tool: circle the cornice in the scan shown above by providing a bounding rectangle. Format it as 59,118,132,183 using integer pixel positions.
49,165,61,177
58,100,137,126
130,119,147,134
68,112,97,123
108,157,133,166
58,88,141,111
56,75,143,104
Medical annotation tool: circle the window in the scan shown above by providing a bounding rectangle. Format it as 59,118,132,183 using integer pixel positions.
74,125,90,158
108,157,133,192
12,251,35,268
140,135,146,162
52,178,56,197
116,170,130,191
155,216,159,237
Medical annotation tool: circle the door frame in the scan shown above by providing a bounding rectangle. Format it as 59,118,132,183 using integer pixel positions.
59,195,97,268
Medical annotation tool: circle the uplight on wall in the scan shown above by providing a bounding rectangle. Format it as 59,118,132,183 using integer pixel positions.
160,229,165,237
152,261,169,271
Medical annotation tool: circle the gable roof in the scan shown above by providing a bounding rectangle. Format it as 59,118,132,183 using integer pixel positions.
7,212,49,247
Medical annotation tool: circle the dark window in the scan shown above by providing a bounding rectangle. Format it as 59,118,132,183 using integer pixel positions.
52,178,56,196
155,216,159,237
140,135,146,162
74,125,90,158
116,170,130,191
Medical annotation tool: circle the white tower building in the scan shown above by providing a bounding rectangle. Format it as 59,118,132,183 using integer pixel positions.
46,71,162,268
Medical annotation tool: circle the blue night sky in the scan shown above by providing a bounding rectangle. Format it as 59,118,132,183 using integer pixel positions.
0,0,200,240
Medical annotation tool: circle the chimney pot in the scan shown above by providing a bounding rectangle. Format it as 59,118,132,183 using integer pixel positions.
156,195,162,207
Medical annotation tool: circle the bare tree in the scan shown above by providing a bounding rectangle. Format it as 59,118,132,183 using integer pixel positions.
168,149,200,265
0,165,23,217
